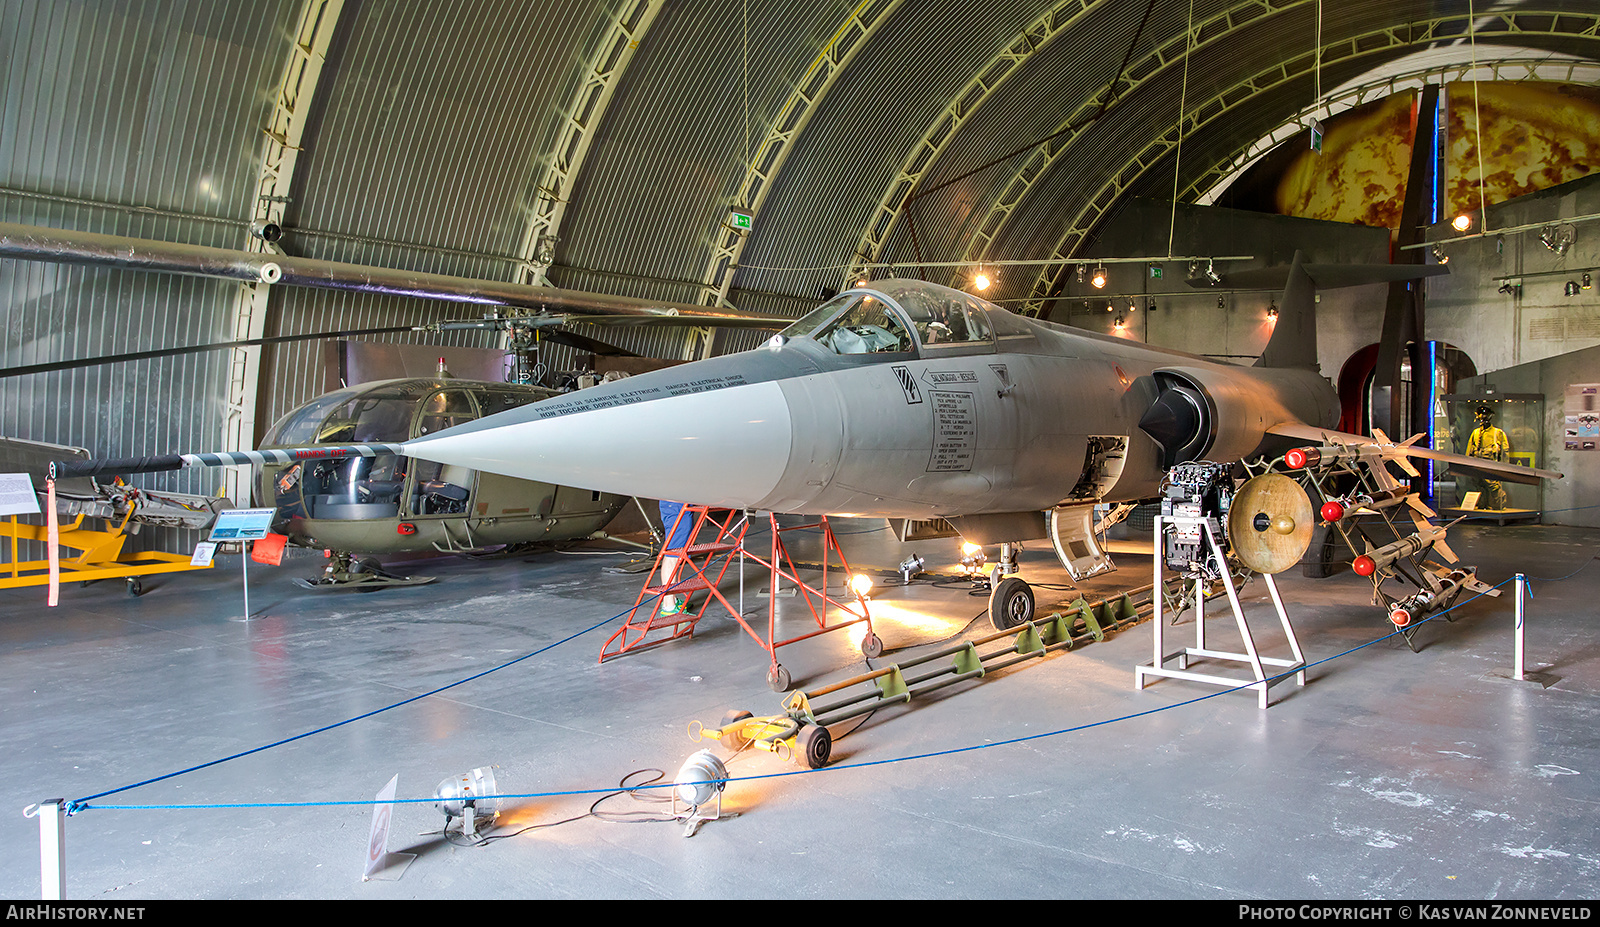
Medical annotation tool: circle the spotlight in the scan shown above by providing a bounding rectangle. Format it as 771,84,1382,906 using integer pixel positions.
1204,259,1221,285
849,573,874,598
1498,281,1519,296
1127,298,1137,313
1267,301,1278,319
1584,273,1592,290
1565,280,1580,296
672,749,729,837
1431,245,1449,264
1218,296,1225,309
1114,315,1125,329
1091,265,1108,289
248,219,282,243
1540,224,1575,255
1452,214,1473,232
898,554,925,584
1076,263,1086,284
433,766,501,840
959,540,988,584
1147,297,1157,312
973,270,990,291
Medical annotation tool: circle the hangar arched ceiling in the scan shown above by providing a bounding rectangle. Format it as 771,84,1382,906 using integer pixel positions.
3,0,1600,501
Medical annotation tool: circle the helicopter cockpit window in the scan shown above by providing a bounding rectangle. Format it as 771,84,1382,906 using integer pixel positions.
416,390,479,436
813,296,912,355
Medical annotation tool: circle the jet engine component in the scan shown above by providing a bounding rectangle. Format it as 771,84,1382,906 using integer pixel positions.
1226,473,1314,574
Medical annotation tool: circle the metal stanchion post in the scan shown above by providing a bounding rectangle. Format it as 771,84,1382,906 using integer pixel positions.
24,799,66,899
1515,572,1526,681
1489,572,1554,687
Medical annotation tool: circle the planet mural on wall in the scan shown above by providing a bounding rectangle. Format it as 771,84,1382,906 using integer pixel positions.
1220,82,1600,227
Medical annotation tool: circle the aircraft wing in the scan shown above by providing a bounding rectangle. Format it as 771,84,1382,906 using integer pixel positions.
1265,421,1564,485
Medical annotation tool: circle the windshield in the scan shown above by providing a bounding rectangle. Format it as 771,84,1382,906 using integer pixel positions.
779,293,858,341
813,295,913,354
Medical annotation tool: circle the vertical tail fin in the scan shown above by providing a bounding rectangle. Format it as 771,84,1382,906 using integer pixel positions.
1196,252,1448,371
1257,251,1318,370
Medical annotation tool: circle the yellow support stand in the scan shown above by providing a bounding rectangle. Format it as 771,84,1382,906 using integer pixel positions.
0,508,212,595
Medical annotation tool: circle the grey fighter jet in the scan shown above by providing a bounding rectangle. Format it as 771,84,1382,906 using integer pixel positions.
398,252,1561,621
53,252,1562,622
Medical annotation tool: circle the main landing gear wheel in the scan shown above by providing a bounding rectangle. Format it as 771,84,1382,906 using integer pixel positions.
718,710,753,750
861,632,883,659
989,576,1035,631
767,664,792,692
795,724,832,769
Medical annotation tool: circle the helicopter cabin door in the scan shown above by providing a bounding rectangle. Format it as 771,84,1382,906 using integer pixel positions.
405,388,482,518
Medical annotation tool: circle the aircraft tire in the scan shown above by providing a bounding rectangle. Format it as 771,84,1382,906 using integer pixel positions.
989,577,1035,631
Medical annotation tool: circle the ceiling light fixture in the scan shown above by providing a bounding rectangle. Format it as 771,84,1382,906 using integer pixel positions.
1452,214,1473,232
1091,265,1108,289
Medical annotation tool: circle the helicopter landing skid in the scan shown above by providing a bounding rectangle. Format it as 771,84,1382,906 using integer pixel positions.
295,556,437,591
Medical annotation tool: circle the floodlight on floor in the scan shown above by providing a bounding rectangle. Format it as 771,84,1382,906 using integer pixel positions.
672,749,729,837
433,766,501,840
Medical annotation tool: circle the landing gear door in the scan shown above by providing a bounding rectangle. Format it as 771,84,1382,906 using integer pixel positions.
1050,502,1116,581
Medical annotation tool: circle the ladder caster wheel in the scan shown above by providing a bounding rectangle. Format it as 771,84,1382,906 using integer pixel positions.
126,577,144,598
795,724,831,769
861,632,883,659
989,576,1034,631
767,664,791,692
719,710,753,750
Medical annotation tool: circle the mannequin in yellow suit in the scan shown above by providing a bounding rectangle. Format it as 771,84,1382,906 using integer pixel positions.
1466,405,1511,510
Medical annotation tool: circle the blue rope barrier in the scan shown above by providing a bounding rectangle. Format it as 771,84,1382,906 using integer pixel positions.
71,574,1518,814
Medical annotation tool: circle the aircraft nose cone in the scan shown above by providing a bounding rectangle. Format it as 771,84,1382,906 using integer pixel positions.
402,377,795,508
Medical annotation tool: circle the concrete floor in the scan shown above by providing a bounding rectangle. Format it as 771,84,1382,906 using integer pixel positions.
2,517,1598,900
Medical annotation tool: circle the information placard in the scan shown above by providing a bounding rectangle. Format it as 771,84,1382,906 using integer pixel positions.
209,508,277,541
0,473,40,516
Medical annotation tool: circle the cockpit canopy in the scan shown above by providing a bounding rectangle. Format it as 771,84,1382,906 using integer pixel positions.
262,378,556,446
780,278,998,357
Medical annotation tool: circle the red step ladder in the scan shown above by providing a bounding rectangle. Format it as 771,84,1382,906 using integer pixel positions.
599,505,880,692
599,505,748,662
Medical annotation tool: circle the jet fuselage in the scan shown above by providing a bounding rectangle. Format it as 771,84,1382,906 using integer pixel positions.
403,279,1340,521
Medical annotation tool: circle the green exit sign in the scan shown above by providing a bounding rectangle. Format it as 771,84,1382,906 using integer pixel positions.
1148,263,1162,279
730,208,753,230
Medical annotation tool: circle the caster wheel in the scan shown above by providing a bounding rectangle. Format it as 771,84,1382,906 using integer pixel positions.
767,664,792,692
126,577,144,597
989,576,1035,631
718,710,753,751
795,724,832,769
861,632,883,659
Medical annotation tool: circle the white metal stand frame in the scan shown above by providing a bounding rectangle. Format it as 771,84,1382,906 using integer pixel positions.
1136,515,1307,709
